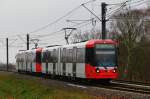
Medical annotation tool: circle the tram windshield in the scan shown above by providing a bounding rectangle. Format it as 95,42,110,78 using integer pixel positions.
95,44,117,67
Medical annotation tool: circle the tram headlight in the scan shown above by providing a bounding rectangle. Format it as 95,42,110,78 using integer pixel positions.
96,68,100,73
113,70,116,73
113,68,117,73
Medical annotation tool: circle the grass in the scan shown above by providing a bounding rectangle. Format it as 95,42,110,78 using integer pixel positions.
0,72,93,99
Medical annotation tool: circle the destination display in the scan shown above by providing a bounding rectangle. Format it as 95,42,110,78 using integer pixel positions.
95,44,115,49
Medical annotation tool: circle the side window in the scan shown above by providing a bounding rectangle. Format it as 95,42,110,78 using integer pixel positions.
48,51,52,62
77,48,85,63
66,49,69,62
62,48,66,62
85,48,95,65
47,51,51,62
51,49,57,63
77,48,80,63
41,52,44,62
28,52,32,62
56,49,59,62
51,50,54,62
82,48,85,62
73,47,77,62
22,53,25,62
53,49,57,62
42,51,46,62
68,49,73,62
16,54,19,62
60,48,63,62
22,54,24,62
32,52,36,62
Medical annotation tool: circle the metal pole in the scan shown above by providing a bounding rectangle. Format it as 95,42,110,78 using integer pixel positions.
101,2,107,39
27,34,29,50
6,38,8,71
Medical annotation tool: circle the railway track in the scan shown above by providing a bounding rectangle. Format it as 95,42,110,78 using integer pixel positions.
14,72,150,95
62,79,150,94
54,77,150,94
112,80,150,87
109,80,150,94
100,81,150,94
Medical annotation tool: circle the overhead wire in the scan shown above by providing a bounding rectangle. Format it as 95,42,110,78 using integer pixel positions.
107,0,149,21
24,0,98,42
0,2,83,40
3,0,149,48
106,0,149,20
31,29,63,38
39,37,65,47
3,0,97,43
127,0,145,5
17,35,26,44
30,18,94,39
39,34,65,41
28,0,97,34
3,0,97,41
2,0,146,40
9,39,18,46
106,0,129,19
36,19,95,41
128,0,149,8
28,5,81,34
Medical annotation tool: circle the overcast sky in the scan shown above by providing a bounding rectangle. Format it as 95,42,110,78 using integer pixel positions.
0,0,125,35
0,0,148,63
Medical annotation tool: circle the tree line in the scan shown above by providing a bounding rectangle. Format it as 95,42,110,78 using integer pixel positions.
71,7,150,82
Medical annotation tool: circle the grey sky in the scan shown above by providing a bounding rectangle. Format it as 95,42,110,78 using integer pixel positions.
0,0,148,63
0,0,127,35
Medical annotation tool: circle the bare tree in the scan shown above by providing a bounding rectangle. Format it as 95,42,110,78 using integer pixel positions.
111,9,145,78
70,29,102,43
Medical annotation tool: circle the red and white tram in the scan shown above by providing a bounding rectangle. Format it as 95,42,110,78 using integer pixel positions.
16,39,118,81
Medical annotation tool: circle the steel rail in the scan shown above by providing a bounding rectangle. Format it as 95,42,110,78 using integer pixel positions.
13,72,150,94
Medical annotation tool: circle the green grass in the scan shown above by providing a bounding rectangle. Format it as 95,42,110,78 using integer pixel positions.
0,72,93,99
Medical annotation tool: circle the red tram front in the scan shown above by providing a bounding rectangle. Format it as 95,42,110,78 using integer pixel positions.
85,40,118,80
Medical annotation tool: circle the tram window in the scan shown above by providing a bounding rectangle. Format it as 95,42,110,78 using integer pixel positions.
85,48,95,66
62,48,66,62
73,47,77,62
51,49,57,63
29,53,31,62
68,49,73,62
47,51,51,62
77,48,80,62
60,49,63,62
54,49,58,62
41,52,44,62
51,50,54,62
60,49,62,62
32,52,36,62
77,48,85,63
22,54,25,62
65,49,68,62
16,54,19,62
45,51,51,62
42,52,46,62
55,49,58,62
